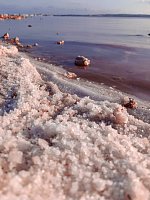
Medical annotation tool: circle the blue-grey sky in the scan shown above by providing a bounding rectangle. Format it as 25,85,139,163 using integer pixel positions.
0,0,150,14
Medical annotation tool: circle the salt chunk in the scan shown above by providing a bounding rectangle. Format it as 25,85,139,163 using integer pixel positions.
32,156,41,165
8,150,23,164
125,179,150,200
38,138,49,149
70,182,79,195
113,107,128,124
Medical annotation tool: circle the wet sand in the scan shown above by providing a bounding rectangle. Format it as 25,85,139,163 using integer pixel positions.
25,41,150,101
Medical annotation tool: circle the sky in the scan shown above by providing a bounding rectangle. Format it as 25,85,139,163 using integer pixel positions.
0,0,150,14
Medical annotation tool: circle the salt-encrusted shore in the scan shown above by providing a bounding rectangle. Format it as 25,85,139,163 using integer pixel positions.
0,45,150,200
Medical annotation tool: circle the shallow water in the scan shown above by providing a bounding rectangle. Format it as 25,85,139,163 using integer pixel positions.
0,16,150,100
28,41,150,100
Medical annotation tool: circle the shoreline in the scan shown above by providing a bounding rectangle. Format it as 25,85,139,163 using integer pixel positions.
25,40,150,101
21,47,149,104
1,15,150,101
0,44,150,199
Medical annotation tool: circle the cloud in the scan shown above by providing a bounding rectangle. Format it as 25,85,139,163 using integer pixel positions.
140,0,150,3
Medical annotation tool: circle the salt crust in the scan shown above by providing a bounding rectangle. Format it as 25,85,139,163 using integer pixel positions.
0,45,150,200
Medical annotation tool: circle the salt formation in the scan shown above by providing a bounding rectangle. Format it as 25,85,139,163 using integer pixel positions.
0,45,150,200
64,71,77,79
113,106,128,124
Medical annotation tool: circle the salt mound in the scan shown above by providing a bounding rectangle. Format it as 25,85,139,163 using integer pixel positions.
0,45,150,200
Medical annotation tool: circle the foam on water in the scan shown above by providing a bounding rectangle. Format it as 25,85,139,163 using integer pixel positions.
0,45,150,200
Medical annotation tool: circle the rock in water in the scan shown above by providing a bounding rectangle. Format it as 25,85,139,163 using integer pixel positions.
33,43,39,46
122,96,137,109
57,40,64,45
75,56,90,66
3,33,9,40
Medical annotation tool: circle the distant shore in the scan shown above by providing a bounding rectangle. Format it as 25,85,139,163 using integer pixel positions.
1,13,150,19
0,14,27,20
53,13,150,18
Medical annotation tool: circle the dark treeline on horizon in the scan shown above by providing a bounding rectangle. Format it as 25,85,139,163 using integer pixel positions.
53,14,150,18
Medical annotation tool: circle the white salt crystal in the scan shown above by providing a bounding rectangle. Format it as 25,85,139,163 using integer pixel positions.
113,107,128,124
38,138,49,149
8,149,23,164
